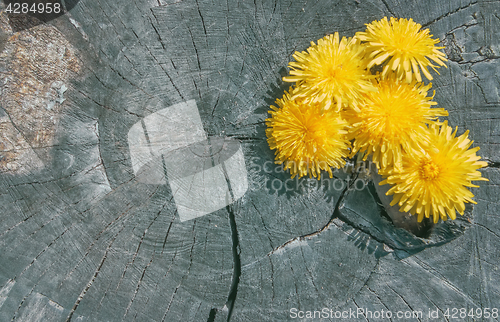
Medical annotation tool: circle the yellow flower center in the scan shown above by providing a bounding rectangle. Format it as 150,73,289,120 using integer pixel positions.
326,64,342,78
323,63,351,85
420,159,440,180
266,90,350,179
362,81,424,140
389,35,417,55
301,120,326,154
327,68,337,79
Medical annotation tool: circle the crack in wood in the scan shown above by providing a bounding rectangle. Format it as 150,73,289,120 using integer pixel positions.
386,284,423,322
66,225,126,322
218,151,241,322
485,159,500,168
411,256,479,306
380,0,397,17
206,307,218,322
264,180,350,257
422,1,479,28
161,220,197,322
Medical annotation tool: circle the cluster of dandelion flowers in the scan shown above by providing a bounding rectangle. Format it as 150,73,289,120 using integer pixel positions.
266,90,350,179
357,17,447,83
265,17,489,223
345,76,448,169
379,121,488,223
283,32,376,112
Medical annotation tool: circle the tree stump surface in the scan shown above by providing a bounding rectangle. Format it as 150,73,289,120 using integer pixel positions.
0,0,499,321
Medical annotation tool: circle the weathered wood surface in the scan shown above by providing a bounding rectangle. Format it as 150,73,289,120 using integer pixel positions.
0,0,499,321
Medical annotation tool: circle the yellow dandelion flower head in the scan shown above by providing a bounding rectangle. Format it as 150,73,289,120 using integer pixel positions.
357,17,447,83
265,89,350,179
380,121,489,223
345,75,448,169
283,32,376,112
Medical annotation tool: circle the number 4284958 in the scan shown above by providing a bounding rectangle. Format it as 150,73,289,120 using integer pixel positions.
5,2,62,14
444,308,498,319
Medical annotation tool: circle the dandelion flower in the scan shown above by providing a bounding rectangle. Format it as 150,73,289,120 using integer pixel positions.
380,121,488,223
266,89,350,179
283,32,376,112
345,76,448,169
357,17,447,83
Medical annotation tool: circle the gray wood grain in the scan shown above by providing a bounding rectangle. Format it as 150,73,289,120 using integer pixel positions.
0,0,499,321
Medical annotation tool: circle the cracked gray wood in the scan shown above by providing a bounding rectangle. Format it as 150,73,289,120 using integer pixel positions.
0,0,499,321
